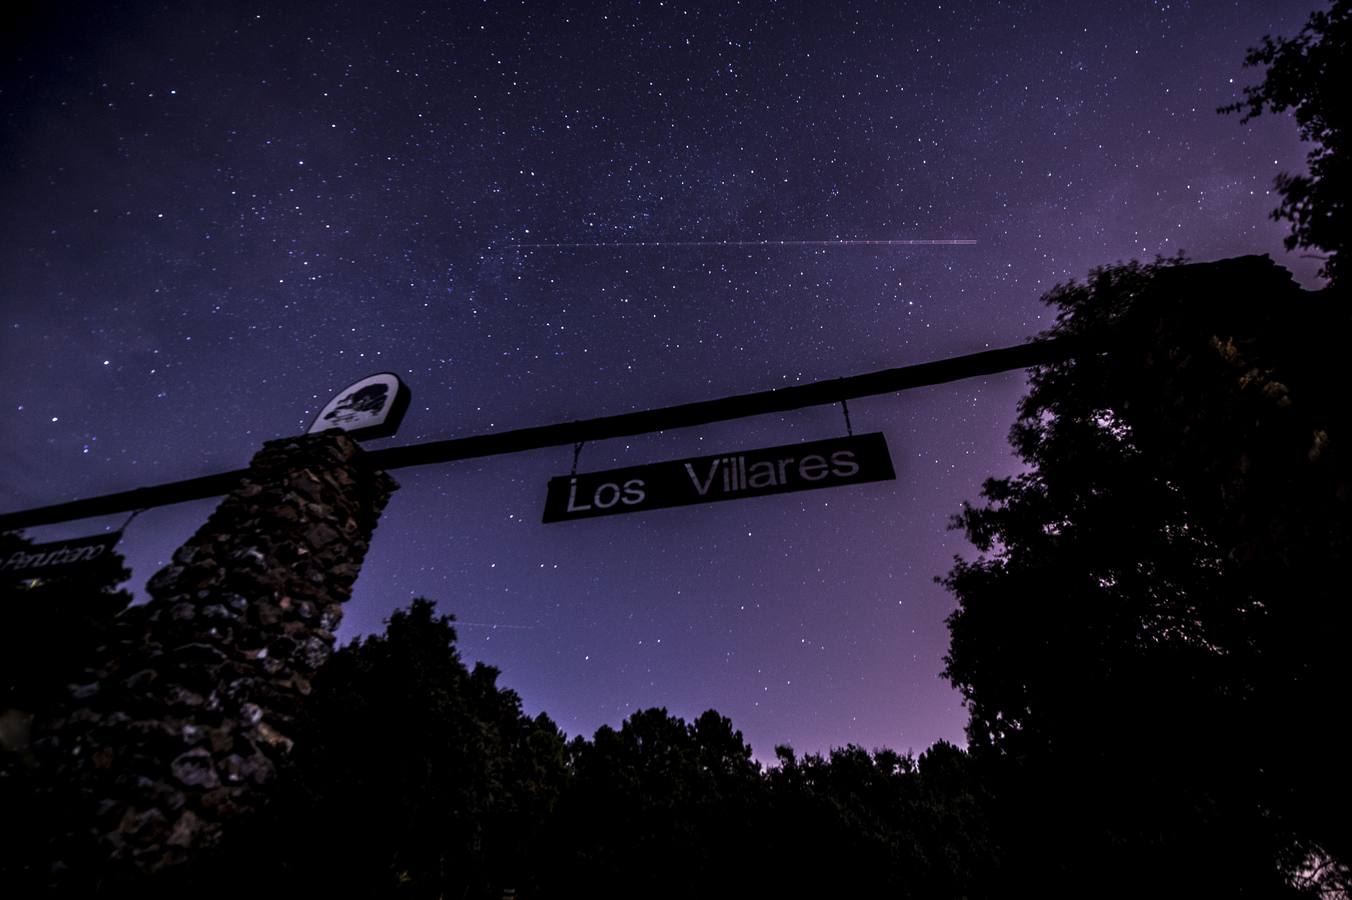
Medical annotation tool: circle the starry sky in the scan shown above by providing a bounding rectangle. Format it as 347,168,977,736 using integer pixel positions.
1,1,1326,759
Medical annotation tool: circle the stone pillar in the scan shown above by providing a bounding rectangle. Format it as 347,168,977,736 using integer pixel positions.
40,433,396,881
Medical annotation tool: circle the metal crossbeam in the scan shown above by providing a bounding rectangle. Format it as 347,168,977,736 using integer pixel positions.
0,336,1082,531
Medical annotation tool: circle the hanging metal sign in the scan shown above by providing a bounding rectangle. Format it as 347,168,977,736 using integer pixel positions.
543,432,895,523
1,533,121,584
308,372,411,441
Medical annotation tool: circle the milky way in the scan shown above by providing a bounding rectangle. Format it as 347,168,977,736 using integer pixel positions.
503,239,978,249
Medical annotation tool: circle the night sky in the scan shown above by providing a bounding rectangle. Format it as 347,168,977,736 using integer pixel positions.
1,1,1326,759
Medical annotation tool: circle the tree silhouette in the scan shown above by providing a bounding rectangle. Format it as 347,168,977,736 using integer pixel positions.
0,531,131,895
942,255,1350,894
544,706,763,899
0,531,131,721
1222,0,1349,284
47,589,1008,898
230,599,569,899
763,741,995,898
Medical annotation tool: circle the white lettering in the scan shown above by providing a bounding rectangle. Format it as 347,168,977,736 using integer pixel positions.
748,461,777,489
798,454,829,481
2,542,108,572
831,450,859,477
622,479,646,505
594,482,622,509
566,478,593,512
685,460,721,496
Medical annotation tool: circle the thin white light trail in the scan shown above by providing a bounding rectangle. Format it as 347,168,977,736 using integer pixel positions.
498,238,977,250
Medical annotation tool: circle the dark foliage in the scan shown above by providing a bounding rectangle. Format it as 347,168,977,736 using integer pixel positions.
942,255,1351,895
233,599,569,899
0,531,132,719
763,740,995,898
183,599,997,899
1222,0,1348,284
0,531,131,895
544,706,763,898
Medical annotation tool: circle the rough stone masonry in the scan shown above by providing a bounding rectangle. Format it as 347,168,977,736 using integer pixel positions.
37,432,396,883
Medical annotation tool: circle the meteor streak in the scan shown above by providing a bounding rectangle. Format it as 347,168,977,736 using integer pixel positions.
496,238,977,251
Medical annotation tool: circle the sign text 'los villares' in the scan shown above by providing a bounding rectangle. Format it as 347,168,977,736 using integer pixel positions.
543,433,895,523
